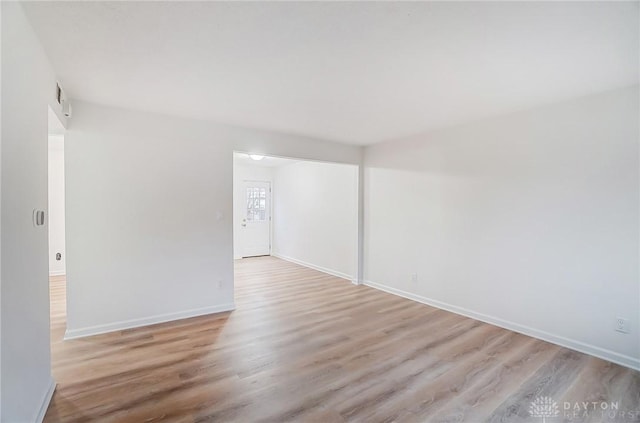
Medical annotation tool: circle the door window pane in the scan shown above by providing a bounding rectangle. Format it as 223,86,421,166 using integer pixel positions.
246,187,267,221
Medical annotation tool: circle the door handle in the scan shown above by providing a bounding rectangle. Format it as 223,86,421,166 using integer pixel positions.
241,223,247,227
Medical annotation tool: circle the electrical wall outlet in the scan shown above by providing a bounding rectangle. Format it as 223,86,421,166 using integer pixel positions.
615,317,630,334
410,273,418,283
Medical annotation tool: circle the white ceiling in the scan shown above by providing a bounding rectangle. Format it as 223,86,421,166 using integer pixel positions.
234,153,298,168
24,1,638,146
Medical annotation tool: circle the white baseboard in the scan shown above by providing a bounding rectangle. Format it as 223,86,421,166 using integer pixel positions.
272,252,355,284
364,280,640,371
64,303,235,340
49,270,65,277
35,377,56,423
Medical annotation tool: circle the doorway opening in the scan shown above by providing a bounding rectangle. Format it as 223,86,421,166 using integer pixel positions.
232,151,359,288
48,106,67,338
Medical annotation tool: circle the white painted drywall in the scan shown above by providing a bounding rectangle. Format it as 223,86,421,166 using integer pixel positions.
272,161,358,281
48,135,66,276
1,2,67,421
64,101,362,338
233,164,274,259
364,86,640,369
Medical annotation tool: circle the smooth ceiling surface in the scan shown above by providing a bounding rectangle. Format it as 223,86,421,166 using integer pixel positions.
23,1,639,145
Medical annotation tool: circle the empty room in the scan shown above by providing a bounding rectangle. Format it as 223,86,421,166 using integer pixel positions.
1,1,639,422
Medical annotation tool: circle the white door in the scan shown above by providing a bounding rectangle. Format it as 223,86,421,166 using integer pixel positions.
241,181,271,257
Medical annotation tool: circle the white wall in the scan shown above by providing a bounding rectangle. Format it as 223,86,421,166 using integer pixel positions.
233,164,274,259
364,85,640,369
1,2,67,421
273,161,358,281
64,101,361,338
48,135,66,276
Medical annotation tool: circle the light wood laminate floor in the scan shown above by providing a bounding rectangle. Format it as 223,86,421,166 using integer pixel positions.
45,256,639,422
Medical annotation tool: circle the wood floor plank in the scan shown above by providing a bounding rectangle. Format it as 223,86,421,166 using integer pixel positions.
45,256,640,422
